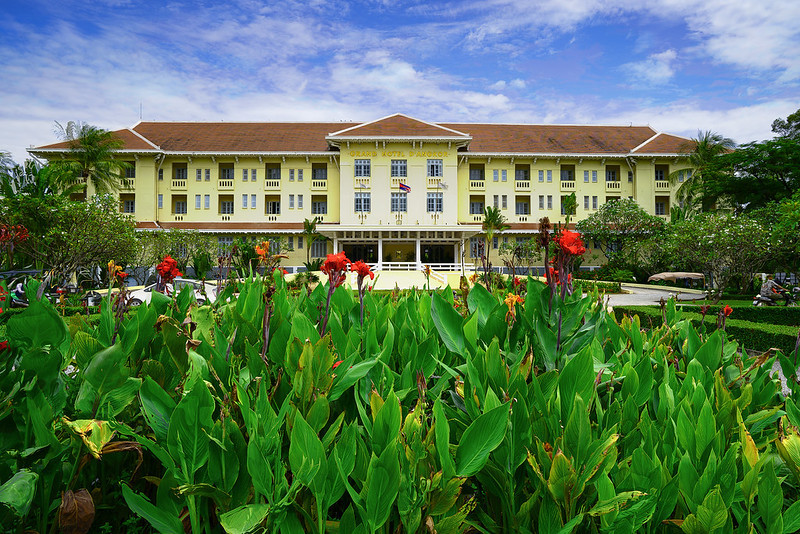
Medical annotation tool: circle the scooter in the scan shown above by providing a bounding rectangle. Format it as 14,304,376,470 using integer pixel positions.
753,287,800,306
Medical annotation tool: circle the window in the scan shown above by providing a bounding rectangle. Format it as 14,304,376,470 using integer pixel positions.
560,168,574,181
547,195,553,209
515,201,530,215
502,195,507,209
470,165,485,181
196,169,202,181
469,237,482,258
469,200,484,215
584,195,590,209
354,192,371,212
584,170,589,183
539,195,544,209
493,169,499,182
289,194,294,209
655,201,666,215
243,169,248,181
204,195,210,209
125,165,135,179
592,170,597,183
515,166,529,181
492,237,498,249
547,170,552,182
501,169,507,182
606,168,617,181
427,159,443,177
251,194,256,209
287,236,293,249
427,192,443,212
158,194,163,208
592,196,598,209
311,240,327,258
289,169,295,181
628,171,633,182
175,200,187,214
267,165,280,181
391,192,408,212
219,167,233,181
123,199,135,213
175,167,188,180
298,194,303,209
205,169,210,181
678,171,685,182
242,194,248,208
493,195,499,209
538,170,544,182
158,169,163,181
297,169,303,181
313,165,327,180
251,169,257,182
654,164,669,181
297,236,304,249
196,195,201,209
218,236,234,254
220,200,233,215
354,159,371,177
503,236,509,245
654,168,664,180
312,200,327,214
266,200,280,214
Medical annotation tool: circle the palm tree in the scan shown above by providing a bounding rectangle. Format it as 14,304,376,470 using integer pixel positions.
0,158,83,199
669,130,735,212
481,206,509,291
51,121,128,194
301,217,326,268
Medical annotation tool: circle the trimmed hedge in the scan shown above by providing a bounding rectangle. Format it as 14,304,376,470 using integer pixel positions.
677,303,800,327
614,305,800,357
0,305,100,324
574,280,622,294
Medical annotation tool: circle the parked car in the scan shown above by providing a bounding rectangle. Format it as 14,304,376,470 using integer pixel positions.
128,278,217,306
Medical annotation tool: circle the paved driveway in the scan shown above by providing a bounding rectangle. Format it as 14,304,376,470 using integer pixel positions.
604,284,705,308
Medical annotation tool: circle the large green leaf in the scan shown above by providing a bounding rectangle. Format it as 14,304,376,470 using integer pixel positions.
0,469,38,517
758,461,783,534
329,357,378,401
219,504,271,534
431,292,466,355
454,402,510,477
121,484,183,534
288,412,326,491
434,399,456,478
372,389,401,457
166,378,215,481
83,343,129,398
7,299,68,350
559,345,594,422
140,376,177,443
364,441,400,531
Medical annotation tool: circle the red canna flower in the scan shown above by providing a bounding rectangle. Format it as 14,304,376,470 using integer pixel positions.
351,260,374,280
321,252,350,288
555,230,586,256
723,305,733,317
332,360,343,369
0,340,7,351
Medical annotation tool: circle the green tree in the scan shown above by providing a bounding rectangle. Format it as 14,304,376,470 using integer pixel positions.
302,217,326,268
665,212,771,301
576,198,665,270
669,130,736,212
481,206,509,292
0,193,137,284
771,107,800,139
51,121,128,194
561,192,577,225
1,158,82,200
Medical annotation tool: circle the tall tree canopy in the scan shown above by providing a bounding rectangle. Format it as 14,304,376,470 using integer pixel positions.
670,130,736,212
51,121,128,194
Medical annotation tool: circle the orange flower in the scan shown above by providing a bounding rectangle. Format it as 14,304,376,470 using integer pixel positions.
504,293,524,321
351,260,374,280
723,305,733,317
555,230,586,256
321,252,350,287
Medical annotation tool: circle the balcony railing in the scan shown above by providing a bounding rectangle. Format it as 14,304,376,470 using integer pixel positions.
220,215,232,221
311,180,327,190
172,179,187,190
515,180,531,191
469,180,485,190
354,177,371,189
471,214,483,222
427,178,442,189
560,180,576,191
122,179,135,190
517,215,529,222
655,180,670,191
264,180,280,190
266,214,279,222
606,181,621,191
218,179,234,190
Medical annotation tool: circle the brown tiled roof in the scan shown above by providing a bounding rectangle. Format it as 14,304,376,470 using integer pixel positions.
133,122,352,152
34,129,158,151
441,124,661,154
631,132,694,154
329,114,469,138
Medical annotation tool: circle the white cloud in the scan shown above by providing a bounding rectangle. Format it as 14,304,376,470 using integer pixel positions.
622,49,678,84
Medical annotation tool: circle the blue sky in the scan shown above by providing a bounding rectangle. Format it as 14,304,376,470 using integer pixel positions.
2,0,798,162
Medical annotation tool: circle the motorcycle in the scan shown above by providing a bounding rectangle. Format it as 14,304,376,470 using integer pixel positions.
752,286,800,307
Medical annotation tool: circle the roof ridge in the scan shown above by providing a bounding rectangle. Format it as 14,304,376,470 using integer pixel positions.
328,113,470,137
126,127,161,150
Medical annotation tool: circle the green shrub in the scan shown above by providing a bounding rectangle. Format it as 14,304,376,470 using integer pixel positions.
678,303,800,326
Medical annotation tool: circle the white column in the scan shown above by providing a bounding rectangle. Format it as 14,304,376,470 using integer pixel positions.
415,239,422,270
333,236,339,254
377,236,383,269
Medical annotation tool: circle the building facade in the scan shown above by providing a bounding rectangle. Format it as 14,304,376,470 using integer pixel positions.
30,114,691,270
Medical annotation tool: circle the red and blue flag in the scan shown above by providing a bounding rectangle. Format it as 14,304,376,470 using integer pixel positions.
399,182,411,192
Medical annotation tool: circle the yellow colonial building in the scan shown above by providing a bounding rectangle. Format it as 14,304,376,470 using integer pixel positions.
30,114,690,271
